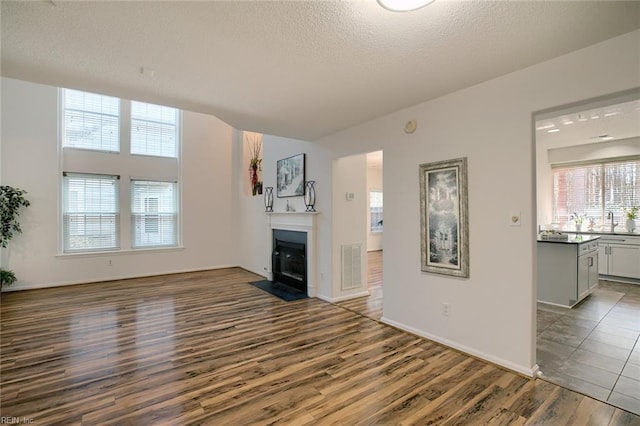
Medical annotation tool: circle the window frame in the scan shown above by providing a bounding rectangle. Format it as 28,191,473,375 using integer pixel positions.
58,88,182,255
130,101,180,159
369,189,384,233
552,157,640,228
61,89,121,153
62,172,121,254
131,179,179,249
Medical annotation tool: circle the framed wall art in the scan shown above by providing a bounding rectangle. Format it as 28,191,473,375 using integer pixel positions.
277,153,305,197
419,157,469,278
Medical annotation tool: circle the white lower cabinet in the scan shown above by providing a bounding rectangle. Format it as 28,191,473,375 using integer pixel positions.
538,237,599,308
598,236,640,279
578,249,599,300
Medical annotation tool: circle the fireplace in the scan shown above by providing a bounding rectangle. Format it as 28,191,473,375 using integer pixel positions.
272,229,307,294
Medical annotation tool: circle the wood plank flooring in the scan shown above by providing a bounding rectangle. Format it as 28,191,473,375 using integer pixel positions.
2,266,639,425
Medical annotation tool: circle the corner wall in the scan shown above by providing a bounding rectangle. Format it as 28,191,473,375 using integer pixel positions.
315,30,640,375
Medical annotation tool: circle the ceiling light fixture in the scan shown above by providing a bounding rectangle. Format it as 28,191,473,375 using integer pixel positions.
377,0,435,12
548,129,560,133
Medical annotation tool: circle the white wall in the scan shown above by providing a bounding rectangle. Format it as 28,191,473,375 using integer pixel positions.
235,133,334,299
1,77,237,290
537,137,640,227
367,164,383,251
314,30,640,375
332,154,369,300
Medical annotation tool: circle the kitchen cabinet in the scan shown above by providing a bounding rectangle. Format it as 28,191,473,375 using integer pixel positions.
578,244,599,300
537,235,599,308
598,235,640,279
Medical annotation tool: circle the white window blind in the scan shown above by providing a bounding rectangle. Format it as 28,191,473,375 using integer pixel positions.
604,160,640,224
132,180,178,248
131,102,179,158
63,173,120,253
63,89,120,152
370,190,383,232
552,159,640,227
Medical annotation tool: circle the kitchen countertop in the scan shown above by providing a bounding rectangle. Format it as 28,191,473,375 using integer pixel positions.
537,234,600,244
543,228,639,236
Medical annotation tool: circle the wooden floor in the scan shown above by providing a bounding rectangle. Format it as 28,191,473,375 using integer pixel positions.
2,266,639,425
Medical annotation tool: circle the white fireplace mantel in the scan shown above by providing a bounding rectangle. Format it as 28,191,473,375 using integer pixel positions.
266,212,318,297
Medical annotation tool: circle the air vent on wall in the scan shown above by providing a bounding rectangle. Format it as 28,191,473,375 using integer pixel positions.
341,244,362,290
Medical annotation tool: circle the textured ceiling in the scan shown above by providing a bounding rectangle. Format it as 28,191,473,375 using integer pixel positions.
2,1,639,141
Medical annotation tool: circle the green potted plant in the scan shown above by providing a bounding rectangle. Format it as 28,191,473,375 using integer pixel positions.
1,186,30,288
569,212,586,233
625,206,638,233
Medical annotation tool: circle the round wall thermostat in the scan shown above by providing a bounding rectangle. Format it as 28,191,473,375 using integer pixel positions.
404,120,417,134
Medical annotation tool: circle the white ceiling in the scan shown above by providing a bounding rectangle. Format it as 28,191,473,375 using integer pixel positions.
536,96,640,149
2,1,639,141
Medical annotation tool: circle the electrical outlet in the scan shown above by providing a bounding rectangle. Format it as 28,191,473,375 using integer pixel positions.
442,302,450,316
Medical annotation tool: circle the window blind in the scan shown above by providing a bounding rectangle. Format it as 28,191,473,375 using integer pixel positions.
63,173,120,253
370,190,383,232
63,89,120,152
131,180,178,248
552,159,640,227
131,102,179,158
604,159,640,224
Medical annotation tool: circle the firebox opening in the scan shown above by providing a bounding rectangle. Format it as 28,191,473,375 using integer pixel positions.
272,229,307,295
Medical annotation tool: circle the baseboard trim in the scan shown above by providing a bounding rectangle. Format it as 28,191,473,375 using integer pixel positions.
1,265,239,292
380,316,536,378
317,289,370,303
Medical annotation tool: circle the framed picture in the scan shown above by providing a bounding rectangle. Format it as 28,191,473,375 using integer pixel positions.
419,157,469,278
277,153,305,197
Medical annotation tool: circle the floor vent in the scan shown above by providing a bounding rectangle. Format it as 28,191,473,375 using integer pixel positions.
341,244,362,290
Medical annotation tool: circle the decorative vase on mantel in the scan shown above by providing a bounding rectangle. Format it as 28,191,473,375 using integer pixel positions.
304,181,316,212
626,218,636,233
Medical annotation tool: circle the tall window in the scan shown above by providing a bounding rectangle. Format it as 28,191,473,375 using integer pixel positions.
61,89,181,253
62,89,120,152
553,159,640,227
63,173,120,253
131,180,178,248
370,190,383,232
131,101,179,158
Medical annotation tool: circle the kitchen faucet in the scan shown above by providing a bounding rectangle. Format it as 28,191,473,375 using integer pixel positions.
607,211,618,232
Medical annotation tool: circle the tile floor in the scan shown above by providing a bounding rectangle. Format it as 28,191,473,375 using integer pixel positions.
537,280,640,415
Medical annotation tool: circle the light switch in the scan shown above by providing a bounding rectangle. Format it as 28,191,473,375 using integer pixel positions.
345,192,355,201
510,212,521,227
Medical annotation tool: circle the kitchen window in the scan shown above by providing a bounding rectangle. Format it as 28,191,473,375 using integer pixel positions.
552,158,640,227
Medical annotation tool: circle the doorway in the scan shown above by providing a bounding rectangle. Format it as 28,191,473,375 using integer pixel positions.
534,91,640,415
334,150,384,321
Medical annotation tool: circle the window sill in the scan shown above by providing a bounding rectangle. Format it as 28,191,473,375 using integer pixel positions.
56,246,184,259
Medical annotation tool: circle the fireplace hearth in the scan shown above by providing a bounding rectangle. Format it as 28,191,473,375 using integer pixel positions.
272,229,307,294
